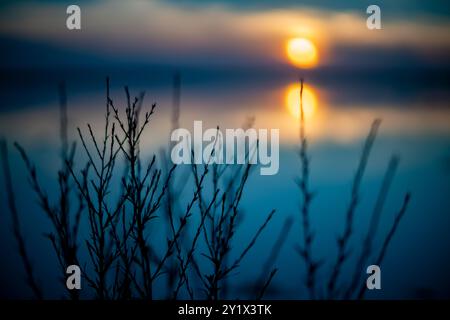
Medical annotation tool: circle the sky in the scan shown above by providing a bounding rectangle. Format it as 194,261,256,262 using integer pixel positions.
0,0,449,69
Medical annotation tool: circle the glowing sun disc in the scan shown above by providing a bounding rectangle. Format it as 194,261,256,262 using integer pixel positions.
286,38,318,68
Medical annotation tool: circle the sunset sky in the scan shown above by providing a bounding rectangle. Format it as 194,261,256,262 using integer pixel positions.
1,0,449,69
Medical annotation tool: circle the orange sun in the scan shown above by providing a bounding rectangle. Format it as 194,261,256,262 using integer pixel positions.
286,38,318,68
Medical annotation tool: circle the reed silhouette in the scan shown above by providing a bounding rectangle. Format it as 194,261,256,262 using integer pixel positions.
294,79,410,299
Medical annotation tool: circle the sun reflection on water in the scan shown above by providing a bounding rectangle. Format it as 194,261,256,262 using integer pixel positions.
285,83,318,121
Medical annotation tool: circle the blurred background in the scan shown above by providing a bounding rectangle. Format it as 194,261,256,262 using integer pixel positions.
0,0,449,299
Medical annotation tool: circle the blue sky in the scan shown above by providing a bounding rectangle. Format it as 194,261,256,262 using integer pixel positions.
2,0,449,17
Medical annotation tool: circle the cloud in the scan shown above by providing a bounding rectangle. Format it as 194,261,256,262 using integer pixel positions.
0,0,449,67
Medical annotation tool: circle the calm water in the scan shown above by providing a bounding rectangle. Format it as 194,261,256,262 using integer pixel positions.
1,67,449,299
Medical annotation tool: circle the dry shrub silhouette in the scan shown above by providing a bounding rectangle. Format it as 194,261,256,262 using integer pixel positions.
0,77,410,300
1,77,276,300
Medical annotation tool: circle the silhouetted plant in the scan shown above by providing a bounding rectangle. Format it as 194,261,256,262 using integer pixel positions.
13,82,82,300
296,78,411,300
3,76,411,301
296,78,321,299
1,140,43,299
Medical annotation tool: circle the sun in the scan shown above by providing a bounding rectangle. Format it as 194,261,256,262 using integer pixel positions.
285,84,317,120
286,38,318,68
